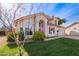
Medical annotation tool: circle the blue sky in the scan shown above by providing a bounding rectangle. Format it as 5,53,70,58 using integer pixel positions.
44,3,79,26
1,3,79,27
28,3,79,27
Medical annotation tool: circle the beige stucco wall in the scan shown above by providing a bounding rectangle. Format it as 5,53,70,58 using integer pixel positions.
15,13,65,38
48,17,59,25
47,25,65,37
34,14,48,37
15,14,48,37
15,17,34,32
47,17,65,37
65,23,79,35
47,26,57,37
57,27,65,36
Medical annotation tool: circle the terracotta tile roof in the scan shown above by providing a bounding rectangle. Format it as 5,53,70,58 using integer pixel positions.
57,25,65,29
48,16,60,22
66,22,79,28
14,13,50,23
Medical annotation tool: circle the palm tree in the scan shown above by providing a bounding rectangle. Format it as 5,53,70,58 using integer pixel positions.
57,17,66,25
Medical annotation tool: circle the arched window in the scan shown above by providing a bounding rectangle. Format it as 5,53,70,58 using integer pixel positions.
39,20,45,32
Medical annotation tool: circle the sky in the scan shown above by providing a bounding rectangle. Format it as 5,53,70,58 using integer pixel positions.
32,3,79,27
1,3,79,27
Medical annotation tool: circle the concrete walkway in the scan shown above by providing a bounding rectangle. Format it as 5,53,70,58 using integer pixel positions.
0,36,7,48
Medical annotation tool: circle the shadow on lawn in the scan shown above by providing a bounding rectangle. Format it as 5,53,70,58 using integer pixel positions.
7,44,17,48
7,43,29,56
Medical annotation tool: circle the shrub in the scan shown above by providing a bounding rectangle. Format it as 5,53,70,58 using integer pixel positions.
18,31,24,41
7,32,16,42
32,31,45,41
0,30,6,36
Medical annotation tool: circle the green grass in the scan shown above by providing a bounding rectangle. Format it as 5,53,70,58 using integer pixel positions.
1,38,79,56
0,44,18,56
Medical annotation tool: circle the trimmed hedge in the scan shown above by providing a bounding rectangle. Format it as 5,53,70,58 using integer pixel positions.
32,31,45,41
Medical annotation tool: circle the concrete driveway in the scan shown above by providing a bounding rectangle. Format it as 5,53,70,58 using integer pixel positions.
62,35,79,40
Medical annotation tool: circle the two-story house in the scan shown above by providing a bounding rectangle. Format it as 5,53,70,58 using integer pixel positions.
14,13,65,38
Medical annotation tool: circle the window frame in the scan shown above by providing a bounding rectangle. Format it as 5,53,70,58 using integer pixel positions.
25,28,32,35
20,27,23,31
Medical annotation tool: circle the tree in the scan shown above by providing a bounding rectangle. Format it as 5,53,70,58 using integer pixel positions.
0,3,26,56
0,3,43,56
57,18,66,25
17,3,43,56
0,3,24,30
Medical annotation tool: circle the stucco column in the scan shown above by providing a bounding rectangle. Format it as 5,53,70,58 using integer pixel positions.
35,20,39,31
44,22,48,37
55,27,57,36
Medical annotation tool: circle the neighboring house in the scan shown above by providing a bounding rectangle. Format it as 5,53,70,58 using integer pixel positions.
65,22,79,36
14,13,65,38
0,27,6,36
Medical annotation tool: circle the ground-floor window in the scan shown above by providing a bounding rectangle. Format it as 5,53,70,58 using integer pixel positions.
57,30,59,33
49,28,55,34
52,28,55,34
25,28,32,35
49,28,52,34
20,27,23,31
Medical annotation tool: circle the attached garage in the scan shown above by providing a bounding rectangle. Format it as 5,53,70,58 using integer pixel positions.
65,22,79,36
70,31,79,36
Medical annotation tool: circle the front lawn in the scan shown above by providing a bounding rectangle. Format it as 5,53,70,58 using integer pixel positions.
0,38,79,56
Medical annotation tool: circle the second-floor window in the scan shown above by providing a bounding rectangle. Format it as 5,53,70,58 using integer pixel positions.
55,20,57,25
